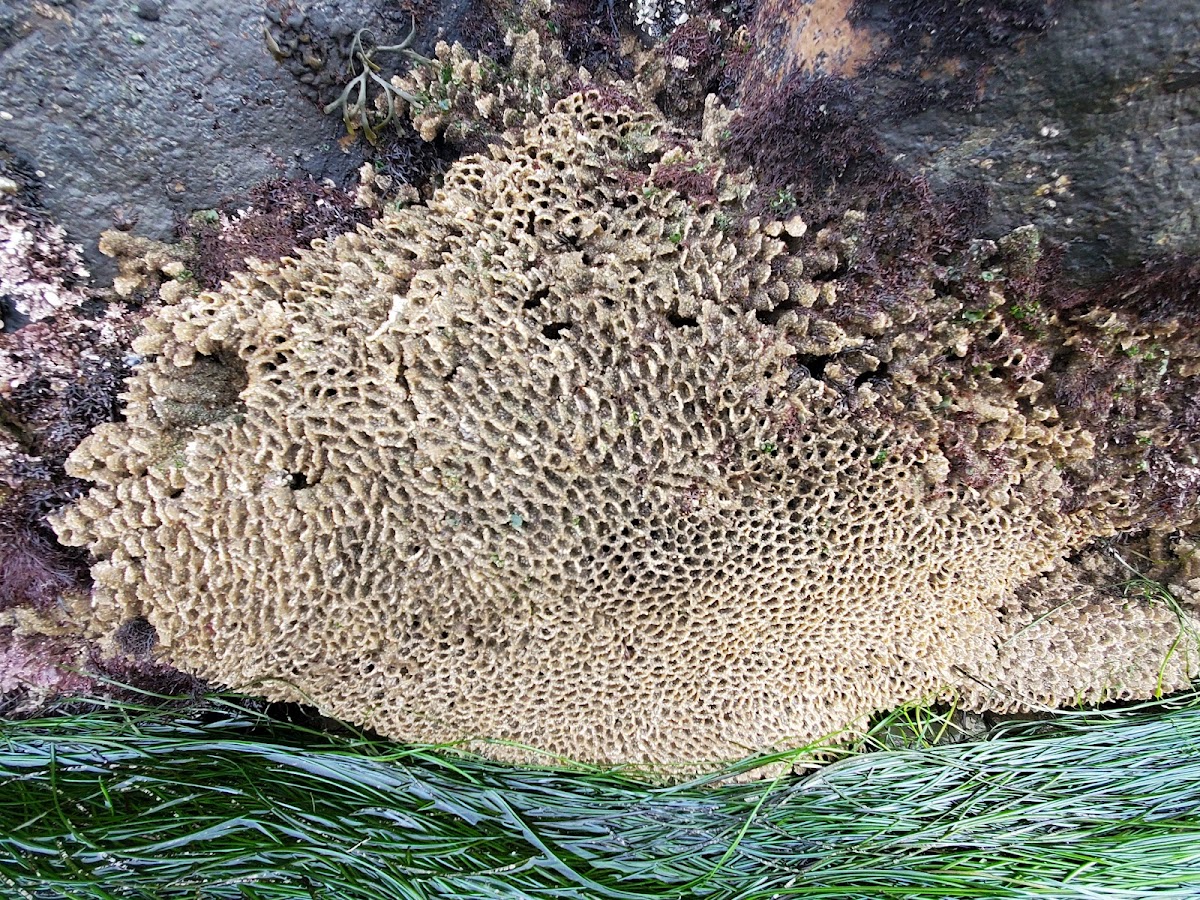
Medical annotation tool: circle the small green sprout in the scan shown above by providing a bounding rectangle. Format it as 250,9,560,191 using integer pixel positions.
759,441,777,456
1008,300,1041,321
871,448,889,468
618,125,654,158
1005,299,1048,337
509,512,524,530
1123,343,1167,367
668,229,683,245
769,189,797,215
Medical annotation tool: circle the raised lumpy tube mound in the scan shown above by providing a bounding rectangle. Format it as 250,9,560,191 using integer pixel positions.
53,91,1197,774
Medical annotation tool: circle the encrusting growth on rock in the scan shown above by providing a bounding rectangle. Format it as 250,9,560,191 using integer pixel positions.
53,22,1199,775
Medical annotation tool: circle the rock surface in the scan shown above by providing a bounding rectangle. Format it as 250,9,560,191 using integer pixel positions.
873,0,1200,273
2,1,1196,281
0,0,379,280
746,0,1200,274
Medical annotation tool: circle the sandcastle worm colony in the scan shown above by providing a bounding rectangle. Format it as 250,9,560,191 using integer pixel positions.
33,4,1200,774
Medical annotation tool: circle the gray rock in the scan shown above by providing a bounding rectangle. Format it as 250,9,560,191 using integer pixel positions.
869,0,1200,273
134,0,162,22
10,0,1191,286
0,0,381,282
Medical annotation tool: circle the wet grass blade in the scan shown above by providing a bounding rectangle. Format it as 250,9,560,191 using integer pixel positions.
2,689,1200,898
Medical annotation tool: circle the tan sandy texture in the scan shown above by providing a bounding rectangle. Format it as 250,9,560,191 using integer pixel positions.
53,88,1198,775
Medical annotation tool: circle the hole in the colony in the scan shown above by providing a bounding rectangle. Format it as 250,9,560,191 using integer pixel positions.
810,261,849,282
794,353,833,381
167,488,184,500
853,362,890,388
0,295,32,333
667,311,699,328
158,349,249,428
985,326,1003,343
755,299,800,326
1063,548,1085,566
543,322,571,340
524,286,549,309
115,616,158,658
1048,350,1072,374
287,472,310,490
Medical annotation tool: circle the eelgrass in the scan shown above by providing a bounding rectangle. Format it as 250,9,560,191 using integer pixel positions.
3,688,1200,899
